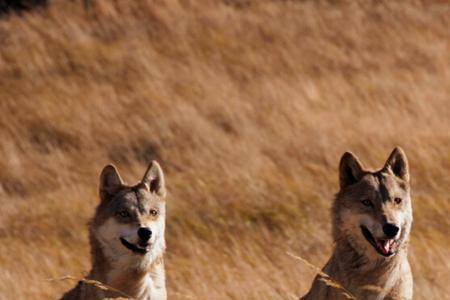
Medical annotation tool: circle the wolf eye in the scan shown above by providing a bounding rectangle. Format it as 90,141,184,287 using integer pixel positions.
361,199,373,207
394,198,402,204
118,210,130,218
150,209,158,216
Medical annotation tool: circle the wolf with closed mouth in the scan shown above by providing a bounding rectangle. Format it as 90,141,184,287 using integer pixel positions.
302,147,413,300
60,161,167,300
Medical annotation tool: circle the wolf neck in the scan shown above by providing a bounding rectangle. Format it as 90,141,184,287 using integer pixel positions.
88,235,166,299
331,237,408,288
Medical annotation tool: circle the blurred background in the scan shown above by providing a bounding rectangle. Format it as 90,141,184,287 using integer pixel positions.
0,0,449,299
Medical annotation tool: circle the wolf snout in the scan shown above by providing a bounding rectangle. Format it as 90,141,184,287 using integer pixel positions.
383,223,400,238
138,227,152,242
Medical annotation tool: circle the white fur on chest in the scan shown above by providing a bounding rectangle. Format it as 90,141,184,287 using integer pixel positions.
95,218,167,299
105,258,166,300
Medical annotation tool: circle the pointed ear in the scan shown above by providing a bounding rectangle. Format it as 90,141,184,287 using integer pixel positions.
384,147,409,182
142,161,166,197
99,165,123,202
339,152,365,189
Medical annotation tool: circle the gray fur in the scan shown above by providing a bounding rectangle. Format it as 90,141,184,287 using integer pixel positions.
60,161,167,300
302,147,413,300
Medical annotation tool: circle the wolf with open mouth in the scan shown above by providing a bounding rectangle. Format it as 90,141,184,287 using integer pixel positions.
302,147,413,300
60,161,167,300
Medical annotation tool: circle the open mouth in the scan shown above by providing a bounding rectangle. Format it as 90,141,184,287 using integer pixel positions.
120,237,149,255
360,226,397,257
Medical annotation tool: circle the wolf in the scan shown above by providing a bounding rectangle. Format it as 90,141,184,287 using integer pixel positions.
302,147,413,300
60,161,168,300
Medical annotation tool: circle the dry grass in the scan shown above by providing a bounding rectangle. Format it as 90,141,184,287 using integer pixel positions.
0,0,449,299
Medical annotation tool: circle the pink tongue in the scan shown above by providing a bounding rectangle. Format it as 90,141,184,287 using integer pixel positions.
383,241,390,253
377,240,393,254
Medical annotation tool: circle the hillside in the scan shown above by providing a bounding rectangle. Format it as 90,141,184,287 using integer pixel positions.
0,0,449,299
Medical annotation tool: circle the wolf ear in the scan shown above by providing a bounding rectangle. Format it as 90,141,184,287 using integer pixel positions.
384,147,409,182
99,165,124,202
142,161,166,197
339,152,365,189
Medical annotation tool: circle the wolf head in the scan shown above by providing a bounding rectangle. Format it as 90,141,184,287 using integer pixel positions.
90,161,167,267
332,147,412,259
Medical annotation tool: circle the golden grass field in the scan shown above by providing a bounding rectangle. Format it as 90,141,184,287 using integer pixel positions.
0,0,449,299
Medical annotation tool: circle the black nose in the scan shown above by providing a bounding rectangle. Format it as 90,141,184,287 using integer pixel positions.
137,227,152,241
383,223,399,238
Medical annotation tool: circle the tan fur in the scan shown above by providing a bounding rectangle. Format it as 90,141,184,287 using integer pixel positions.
60,161,167,300
302,147,413,300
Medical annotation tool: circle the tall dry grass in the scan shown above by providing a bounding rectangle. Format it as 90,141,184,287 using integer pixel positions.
0,0,449,299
